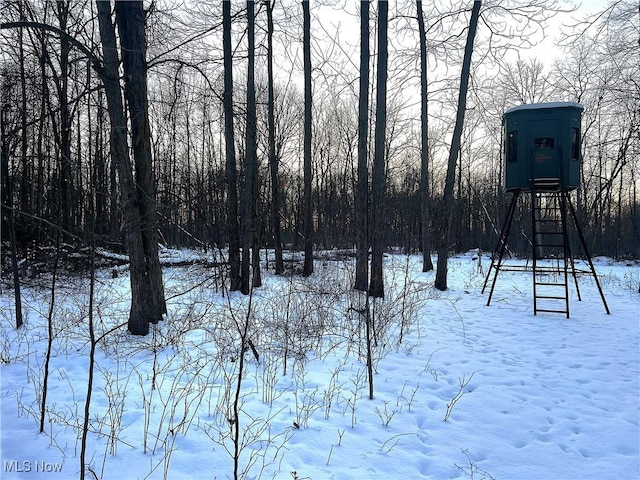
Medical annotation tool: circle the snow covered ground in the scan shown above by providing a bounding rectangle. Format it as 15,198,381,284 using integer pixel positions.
1,251,638,480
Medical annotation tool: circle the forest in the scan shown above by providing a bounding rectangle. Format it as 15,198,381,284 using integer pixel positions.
1,3,639,479
1,1,639,315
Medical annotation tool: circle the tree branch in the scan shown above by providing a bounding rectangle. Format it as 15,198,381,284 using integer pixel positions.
1,20,105,80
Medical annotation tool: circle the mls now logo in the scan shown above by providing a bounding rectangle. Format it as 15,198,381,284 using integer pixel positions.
4,460,64,473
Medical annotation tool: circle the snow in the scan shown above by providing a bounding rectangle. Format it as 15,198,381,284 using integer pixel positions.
505,102,584,114
1,251,638,480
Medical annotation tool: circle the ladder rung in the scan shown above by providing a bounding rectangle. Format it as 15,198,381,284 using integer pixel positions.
536,309,568,314
536,295,567,300
534,282,566,286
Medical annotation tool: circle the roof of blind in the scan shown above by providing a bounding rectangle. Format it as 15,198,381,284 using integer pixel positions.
505,102,584,115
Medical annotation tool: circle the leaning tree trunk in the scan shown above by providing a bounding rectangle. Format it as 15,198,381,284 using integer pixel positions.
354,0,370,291
434,0,481,291
368,0,389,298
223,0,242,291
417,0,434,272
113,0,166,331
302,0,314,277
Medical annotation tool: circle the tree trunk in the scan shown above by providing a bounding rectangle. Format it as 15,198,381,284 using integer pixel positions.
94,88,108,234
267,0,284,275
97,0,148,335
223,0,242,291
241,0,261,292
18,5,31,232
417,0,434,272
434,0,481,291
36,34,47,242
98,0,167,334
251,16,262,289
368,0,388,298
355,0,370,291
55,2,74,238
1,81,23,329
302,0,314,277
114,1,166,326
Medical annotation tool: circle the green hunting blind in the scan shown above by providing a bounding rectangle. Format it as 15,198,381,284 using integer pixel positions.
503,102,583,191
483,101,610,317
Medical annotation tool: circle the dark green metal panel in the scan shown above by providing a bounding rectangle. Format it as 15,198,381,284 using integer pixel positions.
503,102,583,191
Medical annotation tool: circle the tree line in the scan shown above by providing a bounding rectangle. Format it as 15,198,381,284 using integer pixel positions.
2,1,638,333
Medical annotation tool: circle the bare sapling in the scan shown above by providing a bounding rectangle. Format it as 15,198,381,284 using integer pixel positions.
260,350,283,406
398,256,431,344
323,363,346,420
374,400,398,427
80,240,97,480
231,290,255,479
326,428,346,466
455,448,497,480
396,381,421,412
294,387,320,429
342,367,366,428
40,229,61,433
200,285,293,479
365,294,374,399
282,277,294,375
444,372,476,422
97,359,128,457
348,289,374,399
379,432,413,454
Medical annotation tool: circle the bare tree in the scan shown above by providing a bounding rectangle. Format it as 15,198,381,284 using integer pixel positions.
302,0,314,276
435,0,481,291
2,1,168,335
114,0,167,329
555,0,640,258
91,0,167,334
355,0,370,291
17,3,31,230
2,0,637,283
417,0,434,272
0,67,23,329
503,57,553,104
369,0,389,298
53,2,74,238
223,0,242,291
266,0,285,275
241,0,261,293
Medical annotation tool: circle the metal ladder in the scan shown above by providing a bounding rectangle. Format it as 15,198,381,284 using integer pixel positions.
531,184,572,317
483,181,610,317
